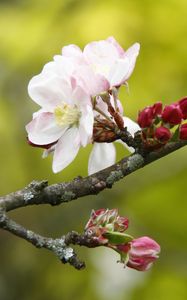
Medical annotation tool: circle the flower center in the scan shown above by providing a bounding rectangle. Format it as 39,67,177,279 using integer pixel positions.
54,103,81,127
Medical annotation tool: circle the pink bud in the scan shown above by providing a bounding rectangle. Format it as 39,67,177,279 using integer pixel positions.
162,104,183,125
137,108,154,128
178,97,187,119
155,126,171,143
179,123,187,140
137,102,163,128
127,236,160,271
152,102,163,117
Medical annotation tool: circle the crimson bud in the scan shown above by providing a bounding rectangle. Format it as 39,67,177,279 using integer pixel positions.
155,126,171,143
162,104,183,125
179,123,187,140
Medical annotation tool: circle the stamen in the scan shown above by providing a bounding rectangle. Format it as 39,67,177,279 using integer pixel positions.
54,103,81,127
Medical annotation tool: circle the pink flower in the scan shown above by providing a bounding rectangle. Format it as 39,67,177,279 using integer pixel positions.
155,126,171,143
126,236,160,271
179,123,187,140
162,104,183,125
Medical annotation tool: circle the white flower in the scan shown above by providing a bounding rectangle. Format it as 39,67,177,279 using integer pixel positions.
26,77,94,173
26,37,140,174
62,36,140,88
84,36,140,87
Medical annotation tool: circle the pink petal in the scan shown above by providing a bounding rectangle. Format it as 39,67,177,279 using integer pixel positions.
88,143,116,175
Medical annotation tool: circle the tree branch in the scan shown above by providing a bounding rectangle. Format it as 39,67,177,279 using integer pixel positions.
0,209,87,270
0,140,186,269
0,140,186,212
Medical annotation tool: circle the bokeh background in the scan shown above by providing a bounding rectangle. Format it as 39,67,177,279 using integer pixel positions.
0,0,187,299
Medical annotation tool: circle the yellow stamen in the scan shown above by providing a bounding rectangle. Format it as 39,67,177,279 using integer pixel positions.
54,103,81,127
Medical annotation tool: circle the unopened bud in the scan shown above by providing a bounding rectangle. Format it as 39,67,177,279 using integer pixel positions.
178,97,187,119
162,104,183,125
179,123,187,140
155,126,171,143
127,236,160,271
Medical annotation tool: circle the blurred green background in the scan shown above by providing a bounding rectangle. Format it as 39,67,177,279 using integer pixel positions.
0,0,187,299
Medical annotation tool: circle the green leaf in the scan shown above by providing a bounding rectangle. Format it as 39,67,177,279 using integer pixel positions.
104,232,133,245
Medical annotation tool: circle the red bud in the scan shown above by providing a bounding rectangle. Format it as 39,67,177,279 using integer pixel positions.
155,126,171,143
162,105,183,125
179,123,187,140
178,97,187,119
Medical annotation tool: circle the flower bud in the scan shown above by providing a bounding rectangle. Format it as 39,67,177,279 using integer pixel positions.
151,102,163,117
179,123,187,140
127,236,160,271
137,102,163,128
162,104,183,125
178,97,187,119
155,126,171,143
137,108,154,128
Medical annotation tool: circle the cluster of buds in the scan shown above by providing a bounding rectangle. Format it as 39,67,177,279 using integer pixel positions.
85,208,160,271
137,97,187,148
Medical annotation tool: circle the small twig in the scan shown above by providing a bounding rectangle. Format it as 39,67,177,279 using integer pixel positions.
0,210,85,270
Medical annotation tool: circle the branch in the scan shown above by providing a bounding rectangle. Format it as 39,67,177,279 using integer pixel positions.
0,140,186,269
0,140,186,212
0,209,88,270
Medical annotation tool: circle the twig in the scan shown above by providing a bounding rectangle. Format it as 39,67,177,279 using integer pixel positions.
0,210,85,270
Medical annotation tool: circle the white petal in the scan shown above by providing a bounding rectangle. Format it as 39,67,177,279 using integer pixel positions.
88,143,116,175
108,57,130,87
106,36,125,56
62,44,83,57
26,112,66,145
124,43,140,80
28,73,72,109
124,117,140,137
119,117,140,153
79,105,94,146
84,40,119,66
73,65,110,96
52,127,80,173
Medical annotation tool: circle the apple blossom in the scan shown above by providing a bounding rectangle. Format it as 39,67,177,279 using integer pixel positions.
83,36,140,88
26,78,94,173
61,37,140,89
26,37,141,174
